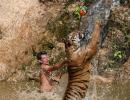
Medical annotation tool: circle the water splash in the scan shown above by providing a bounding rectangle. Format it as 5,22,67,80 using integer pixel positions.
0,73,68,100
17,90,61,100
0,73,130,100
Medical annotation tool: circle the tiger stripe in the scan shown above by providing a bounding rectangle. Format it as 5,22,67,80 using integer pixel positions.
63,64,90,100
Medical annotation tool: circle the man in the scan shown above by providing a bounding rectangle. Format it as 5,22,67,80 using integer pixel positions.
36,51,68,92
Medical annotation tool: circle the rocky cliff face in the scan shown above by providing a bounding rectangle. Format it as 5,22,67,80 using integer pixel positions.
0,0,64,81
0,0,129,81
96,6,130,73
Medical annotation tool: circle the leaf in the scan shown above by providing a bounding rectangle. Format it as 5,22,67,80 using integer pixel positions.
126,34,130,42
118,55,122,59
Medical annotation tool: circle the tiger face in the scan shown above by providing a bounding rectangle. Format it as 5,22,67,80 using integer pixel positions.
67,30,84,52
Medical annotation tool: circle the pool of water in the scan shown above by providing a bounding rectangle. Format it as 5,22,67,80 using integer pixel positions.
0,74,130,100
0,74,68,100
86,80,130,100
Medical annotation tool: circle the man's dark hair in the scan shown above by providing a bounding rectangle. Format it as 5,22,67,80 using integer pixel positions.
36,51,47,60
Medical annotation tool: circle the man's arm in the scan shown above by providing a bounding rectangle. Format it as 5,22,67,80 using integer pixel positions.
48,59,69,71
54,60,68,68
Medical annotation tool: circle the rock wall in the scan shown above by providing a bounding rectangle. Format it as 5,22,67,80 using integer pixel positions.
95,6,130,73
0,0,64,80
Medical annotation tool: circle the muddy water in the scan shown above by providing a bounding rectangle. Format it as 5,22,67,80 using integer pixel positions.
86,80,130,100
0,74,130,100
0,74,68,100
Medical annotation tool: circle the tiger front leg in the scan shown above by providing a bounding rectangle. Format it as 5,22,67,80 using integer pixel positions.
84,20,102,61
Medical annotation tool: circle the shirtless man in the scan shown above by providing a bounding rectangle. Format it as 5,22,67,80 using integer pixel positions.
36,51,68,92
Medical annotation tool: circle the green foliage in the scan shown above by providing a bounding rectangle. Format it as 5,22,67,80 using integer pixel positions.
49,50,66,65
74,5,81,19
73,4,88,19
21,64,28,71
107,8,130,65
103,60,115,69
126,34,130,42
111,37,127,61
64,0,75,7
46,11,79,41
114,51,125,60
47,20,70,40
120,0,127,4
42,41,55,50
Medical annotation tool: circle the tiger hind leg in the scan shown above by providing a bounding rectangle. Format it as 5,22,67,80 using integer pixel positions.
63,64,90,100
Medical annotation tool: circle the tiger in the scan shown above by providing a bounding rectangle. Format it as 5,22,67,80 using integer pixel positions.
63,20,102,100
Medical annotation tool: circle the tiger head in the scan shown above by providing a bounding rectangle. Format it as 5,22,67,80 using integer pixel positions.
65,30,85,53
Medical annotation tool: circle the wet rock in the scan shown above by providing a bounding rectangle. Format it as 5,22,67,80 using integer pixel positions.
7,70,26,82
91,75,114,83
0,0,65,81
123,57,130,73
95,6,130,72
56,43,65,49
0,63,9,81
